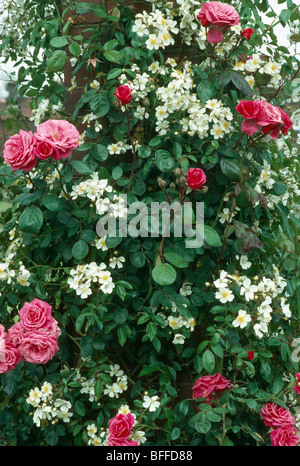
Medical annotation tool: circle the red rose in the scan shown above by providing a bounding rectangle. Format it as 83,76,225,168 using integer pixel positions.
261,402,295,427
241,28,254,40
270,425,299,446
192,373,231,400
187,168,206,190
114,84,133,105
247,350,255,360
108,413,135,440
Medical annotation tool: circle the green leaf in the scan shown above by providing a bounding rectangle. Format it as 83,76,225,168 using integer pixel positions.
279,9,291,23
169,427,180,441
107,68,123,80
70,160,93,175
50,36,69,48
103,50,122,62
90,90,110,117
117,327,127,346
72,240,89,260
155,150,176,173
220,158,241,180
164,251,188,268
146,322,157,341
197,81,217,102
74,400,86,416
47,50,67,72
68,41,82,56
204,225,222,247
94,379,103,399
91,144,109,161
41,195,64,212
152,263,177,286
202,349,215,373
230,72,252,96
19,206,43,234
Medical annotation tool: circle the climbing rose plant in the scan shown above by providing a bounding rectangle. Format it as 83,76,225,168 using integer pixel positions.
0,0,299,447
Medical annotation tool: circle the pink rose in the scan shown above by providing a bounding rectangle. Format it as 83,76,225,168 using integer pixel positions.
114,84,133,105
19,331,59,364
0,340,21,374
7,323,25,347
261,402,295,427
196,2,240,44
0,324,6,339
187,168,206,190
34,119,79,160
108,413,135,440
106,437,138,446
192,373,231,400
19,298,53,332
236,100,284,139
35,140,59,161
270,425,299,446
3,130,37,172
294,373,300,395
241,28,254,40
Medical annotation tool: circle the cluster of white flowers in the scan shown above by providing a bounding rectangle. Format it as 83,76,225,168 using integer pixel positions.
0,238,31,291
26,382,73,427
233,55,283,89
214,266,291,338
82,112,102,133
145,59,233,138
67,262,115,297
102,364,129,399
252,157,300,218
70,172,128,218
30,98,64,126
132,9,179,51
150,298,196,345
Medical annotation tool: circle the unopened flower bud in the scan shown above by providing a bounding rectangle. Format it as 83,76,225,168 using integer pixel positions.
173,167,182,177
157,177,167,189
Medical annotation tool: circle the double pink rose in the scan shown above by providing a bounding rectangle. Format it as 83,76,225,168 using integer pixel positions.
196,2,240,44
0,298,60,373
261,402,299,446
236,99,293,139
192,373,231,402
0,339,21,374
187,168,206,190
18,331,59,365
3,130,37,172
270,425,299,447
3,119,79,171
261,402,295,427
35,119,80,160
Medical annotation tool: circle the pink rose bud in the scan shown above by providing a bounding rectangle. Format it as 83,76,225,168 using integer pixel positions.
114,84,133,105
